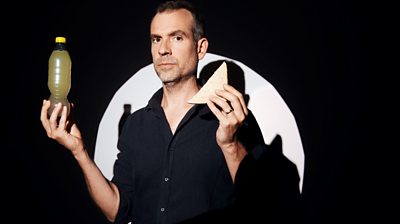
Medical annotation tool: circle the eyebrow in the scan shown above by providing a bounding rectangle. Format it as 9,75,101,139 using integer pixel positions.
150,30,189,39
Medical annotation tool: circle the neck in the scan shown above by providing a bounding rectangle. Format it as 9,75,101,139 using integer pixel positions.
161,75,199,109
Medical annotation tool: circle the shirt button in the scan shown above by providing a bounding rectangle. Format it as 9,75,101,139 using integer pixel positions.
164,177,169,182
161,207,165,212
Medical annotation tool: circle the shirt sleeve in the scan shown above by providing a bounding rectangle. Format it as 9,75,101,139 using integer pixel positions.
111,122,135,224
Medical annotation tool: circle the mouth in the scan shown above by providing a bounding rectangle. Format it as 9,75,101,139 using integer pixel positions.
158,61,175,65
157,62,175,69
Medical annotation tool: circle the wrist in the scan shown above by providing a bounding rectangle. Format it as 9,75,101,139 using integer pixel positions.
221,141,247,162
72,146,89,161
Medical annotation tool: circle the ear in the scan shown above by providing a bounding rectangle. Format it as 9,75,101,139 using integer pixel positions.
196,37,208,60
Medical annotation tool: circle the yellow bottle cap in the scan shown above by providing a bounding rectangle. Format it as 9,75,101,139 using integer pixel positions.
55,37,66,43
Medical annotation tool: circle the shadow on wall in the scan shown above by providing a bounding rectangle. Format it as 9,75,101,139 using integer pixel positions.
179,135,303,223
119,104,131,137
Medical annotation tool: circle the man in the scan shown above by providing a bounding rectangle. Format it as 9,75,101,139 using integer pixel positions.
40,1,264,223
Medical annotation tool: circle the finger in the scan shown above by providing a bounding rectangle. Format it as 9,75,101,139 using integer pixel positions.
209,94,233,115
69,102,74,120
215,88,246,119
58,105,68,130
40,100,52,135
49,103,62,131
223,84,248,116
206,99,227,122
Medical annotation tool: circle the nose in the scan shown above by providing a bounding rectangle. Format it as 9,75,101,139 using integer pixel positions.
158,39,171,56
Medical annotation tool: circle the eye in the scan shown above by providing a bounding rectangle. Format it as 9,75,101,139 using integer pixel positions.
151,37,161,44
173,35,183,42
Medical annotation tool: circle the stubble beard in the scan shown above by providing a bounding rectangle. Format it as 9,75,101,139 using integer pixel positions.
157,69,181,85
157,67,196,86
154,56,198,86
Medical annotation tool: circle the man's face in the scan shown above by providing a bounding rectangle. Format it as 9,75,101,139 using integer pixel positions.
150,9,199,84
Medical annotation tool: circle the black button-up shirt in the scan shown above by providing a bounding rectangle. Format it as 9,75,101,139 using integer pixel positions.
112,88,264,224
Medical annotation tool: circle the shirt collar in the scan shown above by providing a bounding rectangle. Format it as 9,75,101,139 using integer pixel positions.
144,84,212,117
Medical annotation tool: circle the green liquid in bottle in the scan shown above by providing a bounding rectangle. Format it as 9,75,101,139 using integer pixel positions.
47,37,71,117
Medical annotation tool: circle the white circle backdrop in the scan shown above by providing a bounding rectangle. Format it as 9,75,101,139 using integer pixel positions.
94,53,305,191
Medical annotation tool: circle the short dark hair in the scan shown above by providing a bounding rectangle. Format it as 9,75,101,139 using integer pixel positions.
155,0,205,42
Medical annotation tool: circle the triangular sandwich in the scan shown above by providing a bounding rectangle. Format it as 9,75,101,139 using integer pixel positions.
188,61,228,104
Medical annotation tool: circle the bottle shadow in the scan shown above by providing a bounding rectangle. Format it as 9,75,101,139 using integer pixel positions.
118,104,132,137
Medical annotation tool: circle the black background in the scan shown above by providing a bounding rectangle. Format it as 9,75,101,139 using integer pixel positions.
5,0,374,223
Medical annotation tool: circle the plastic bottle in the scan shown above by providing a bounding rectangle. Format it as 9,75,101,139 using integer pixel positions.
47,36,71,117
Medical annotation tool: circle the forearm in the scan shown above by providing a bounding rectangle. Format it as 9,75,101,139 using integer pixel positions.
221,141,248,182
74,149,120,222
